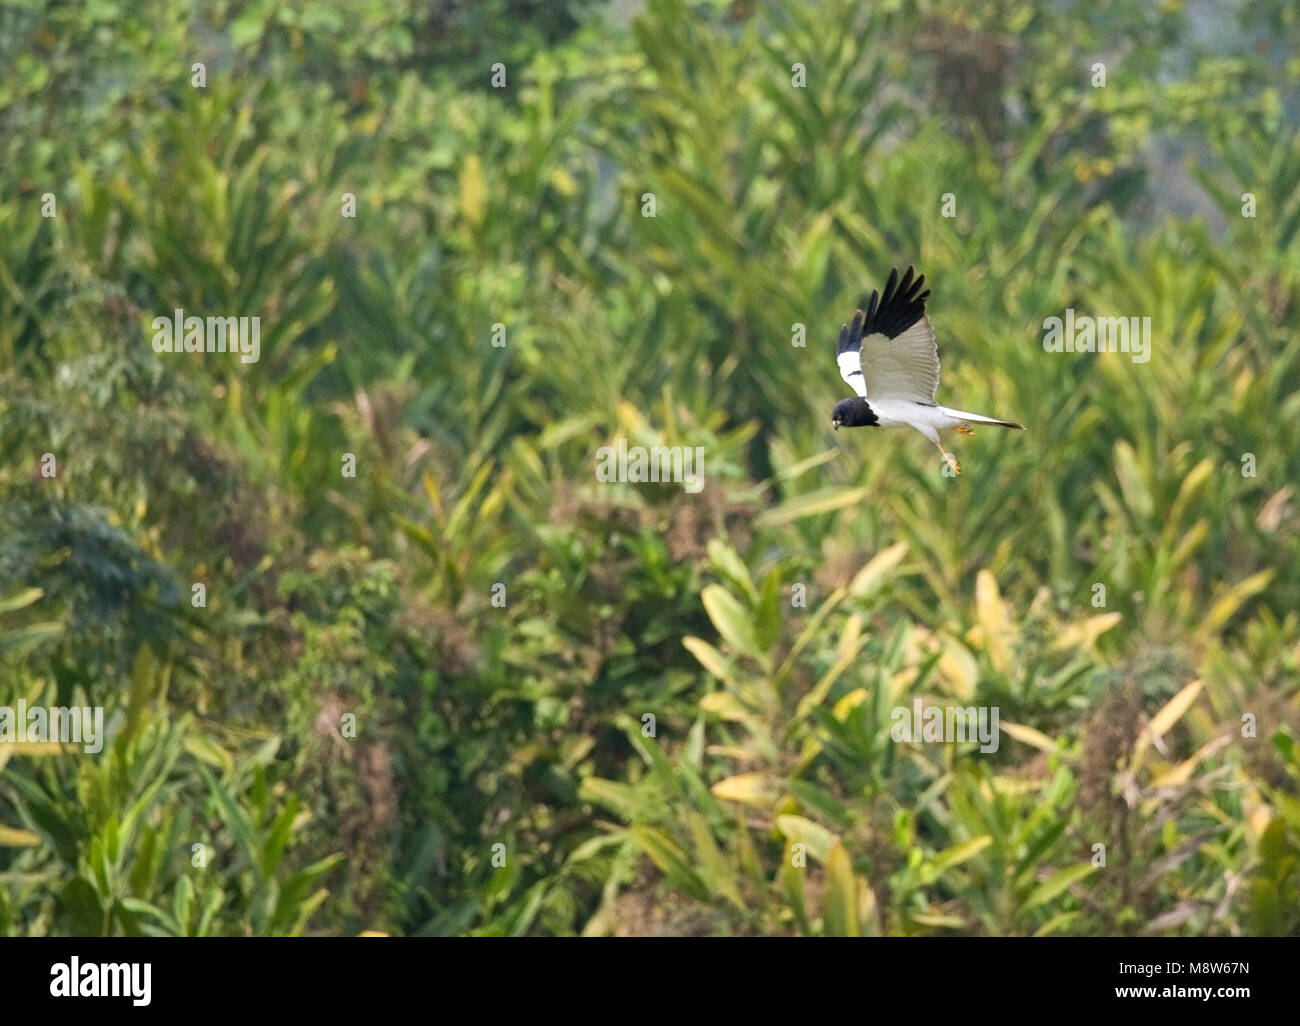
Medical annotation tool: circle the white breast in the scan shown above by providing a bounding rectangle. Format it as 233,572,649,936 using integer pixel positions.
868,398,950,429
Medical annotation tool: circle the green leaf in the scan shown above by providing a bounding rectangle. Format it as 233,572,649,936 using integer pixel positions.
848,541,910,596
173,875,195,936
821,842,860,937
120,897,179,936
198,765,260,873
706,538,757,603
0,587,43,613
0,825,41,847
753,570,783,652
685,811,744,909
780,856,811,935
922,836,993,884
776,815,836,864
0,621,63,656
682,636,735,686
1022,864,1096,914
579,777,657,821
757,486,870,527
629,827,710,901
700,584,766,665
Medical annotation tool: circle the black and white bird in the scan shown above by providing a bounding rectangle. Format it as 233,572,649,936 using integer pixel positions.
831,266,1024,475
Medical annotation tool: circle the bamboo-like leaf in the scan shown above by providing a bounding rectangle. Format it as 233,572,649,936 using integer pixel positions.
1112,440,1153,520
706,538,758,604
700,584,766,665
0,621,63,656
938,637,980,700
793,614,865,724
579,778,656,821
1150,734,1233,789
1130,678,1205,774
1000,722,1060,754
1203,570,1274,634
459,153,486,227
974,570,1014,674
757,486,870,527
775,815,836,864
780,856,810,934
924,835,993,882
1033,910,1082,937
629,826,710,901
0,587,43,614
0,825,41,847
1021,864,1096,913
821,842,860,937
682,636,735,686
685,811,744,909
848,541,909,596
711,773,778,808
1050,613,1123,652
198,765,262,872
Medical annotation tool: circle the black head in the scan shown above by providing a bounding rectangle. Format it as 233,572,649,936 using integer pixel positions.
831,397,878,430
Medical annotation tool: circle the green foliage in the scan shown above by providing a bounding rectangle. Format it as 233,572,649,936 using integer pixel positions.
2,0,1298,936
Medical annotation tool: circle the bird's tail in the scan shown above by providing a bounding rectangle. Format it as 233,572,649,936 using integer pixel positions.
941,407,1025,429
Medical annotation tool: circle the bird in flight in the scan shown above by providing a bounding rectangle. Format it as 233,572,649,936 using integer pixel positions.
831,266,1023,475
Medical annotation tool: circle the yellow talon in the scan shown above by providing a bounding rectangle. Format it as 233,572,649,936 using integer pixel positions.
955,425,974,435
934,442,961,476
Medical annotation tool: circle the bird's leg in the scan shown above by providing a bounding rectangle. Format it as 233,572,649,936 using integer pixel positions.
932,439,961,476
955,425,974,435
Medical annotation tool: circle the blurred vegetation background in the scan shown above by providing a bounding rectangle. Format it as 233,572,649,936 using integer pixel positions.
2,0,1298,937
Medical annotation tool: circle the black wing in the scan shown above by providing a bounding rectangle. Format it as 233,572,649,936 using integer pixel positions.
840,265,931,353
836,266,939,402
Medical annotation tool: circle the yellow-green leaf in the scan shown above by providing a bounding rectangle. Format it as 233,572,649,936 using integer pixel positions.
1000,721,1060,754
1050,612,1122,652
821,842,860,936
459,153,486,227
629,826,709,901
706,539,757,603
685,811,743,908
925,835,993,881
711,773,778,808
0,825,41,847
1203,570,1274,634
701,585,765,665
682,636,734,685
849,541,909,596
1113,440,1153,520
775,814,836,864
1132,679,1203,772
757,486,870,527
974,570,1014,673
1022,864,1095,913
